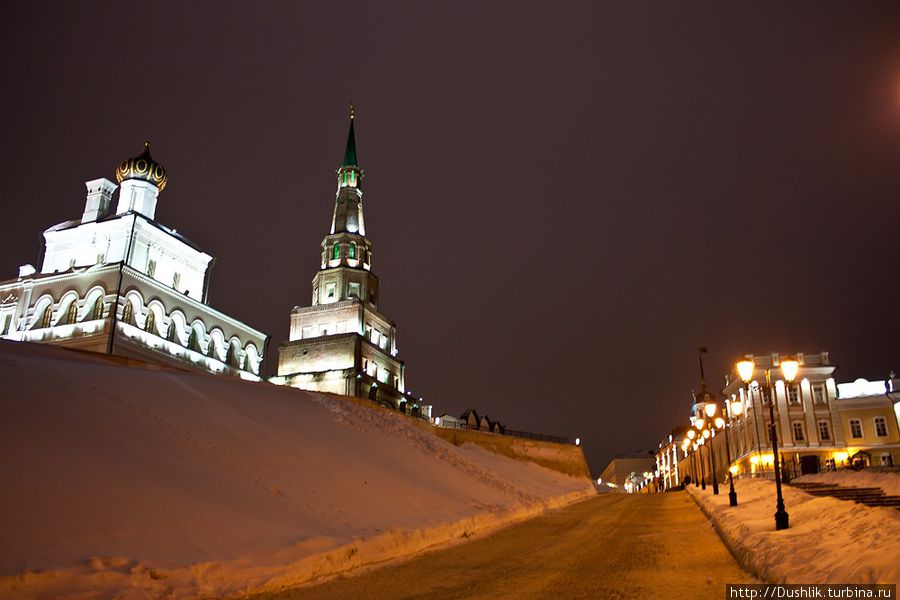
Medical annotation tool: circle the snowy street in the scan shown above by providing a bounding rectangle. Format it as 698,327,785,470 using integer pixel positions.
251,491,753,600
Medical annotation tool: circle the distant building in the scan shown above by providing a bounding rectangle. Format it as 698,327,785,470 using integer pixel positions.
0,143,267,379
599,453,655,492
655,425,692,490
656,352,900,490
273,111,429,417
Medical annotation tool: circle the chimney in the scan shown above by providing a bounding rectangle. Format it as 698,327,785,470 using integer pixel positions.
83,178,118,223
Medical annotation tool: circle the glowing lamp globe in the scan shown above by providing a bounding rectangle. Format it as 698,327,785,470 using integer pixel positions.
702,429,710,439
732,400,743,416
695,418,705,430
687,429,696,440
714,417,725,429
780,356,800,383
704,403,717,418
736,358,755,384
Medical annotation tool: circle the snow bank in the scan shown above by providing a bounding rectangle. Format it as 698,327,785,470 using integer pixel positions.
0,341,594,599
687,479,900,584
794,470,900,497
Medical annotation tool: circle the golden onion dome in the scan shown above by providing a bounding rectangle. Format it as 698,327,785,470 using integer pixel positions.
115,141,168,191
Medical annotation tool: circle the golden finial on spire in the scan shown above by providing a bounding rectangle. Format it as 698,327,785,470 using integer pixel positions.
349,100,355,120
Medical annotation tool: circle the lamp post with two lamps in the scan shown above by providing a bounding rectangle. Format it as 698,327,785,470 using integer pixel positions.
735,355,799,531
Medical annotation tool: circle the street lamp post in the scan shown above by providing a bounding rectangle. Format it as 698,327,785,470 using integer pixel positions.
702,403,720,496
696,439,706,490
686,429,699,487
736,356,798,531
717,414,735,506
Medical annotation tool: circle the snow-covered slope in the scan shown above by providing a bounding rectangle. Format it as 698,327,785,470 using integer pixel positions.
0,341,593,599
688,479,900,584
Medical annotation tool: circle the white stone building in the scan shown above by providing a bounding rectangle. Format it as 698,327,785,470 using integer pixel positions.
274,112,428,416
0,143,267,379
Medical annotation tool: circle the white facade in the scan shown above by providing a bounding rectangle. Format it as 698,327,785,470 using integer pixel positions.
0,143,267,379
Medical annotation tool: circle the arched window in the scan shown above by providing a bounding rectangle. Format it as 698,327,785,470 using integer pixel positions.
225,344,241,367
40,305,52,329
332,243,340,260
349,242,356,259
166,322,178,343
91,297,104,320
144,311,156,335
122,302,134,326
188,329,202,353
60,301,77,325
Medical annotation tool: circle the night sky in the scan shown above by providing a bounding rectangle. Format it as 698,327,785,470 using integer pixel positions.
2,2,899,473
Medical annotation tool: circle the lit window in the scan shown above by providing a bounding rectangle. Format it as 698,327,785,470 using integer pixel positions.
91,297,104,320
875,417,888,437
787,386,800,405
326,283,336,300
792,421,804,442
332,243,339,260
379,334,388,350
849,419,863,439
60,301,77,325
144,311,156,335
312,287,318,305
122,302,135,326
818,420,831,441
371,329,380,345
348,282,360,298
812,385,826,405
349,242,356,259
301,325,314,338
147,259,157,277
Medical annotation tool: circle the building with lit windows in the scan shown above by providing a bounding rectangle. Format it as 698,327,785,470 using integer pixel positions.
656,352,900,491
0,143,267,379
274,112,426,415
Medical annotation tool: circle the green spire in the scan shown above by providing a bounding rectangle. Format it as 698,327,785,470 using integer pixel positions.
342,103,357,167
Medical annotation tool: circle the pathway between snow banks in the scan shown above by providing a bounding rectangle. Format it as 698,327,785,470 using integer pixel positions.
687,479,900,584
0,341,594,599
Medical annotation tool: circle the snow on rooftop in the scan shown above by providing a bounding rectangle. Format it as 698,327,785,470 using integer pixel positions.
0,341,593,599
837,378,887,399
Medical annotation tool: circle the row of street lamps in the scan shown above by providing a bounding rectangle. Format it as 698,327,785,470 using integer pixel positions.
681,355,799,531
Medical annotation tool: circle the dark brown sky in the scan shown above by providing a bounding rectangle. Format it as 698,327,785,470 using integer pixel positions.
2,1,899,473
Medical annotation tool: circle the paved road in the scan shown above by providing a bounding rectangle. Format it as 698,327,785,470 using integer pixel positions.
249,491,753,600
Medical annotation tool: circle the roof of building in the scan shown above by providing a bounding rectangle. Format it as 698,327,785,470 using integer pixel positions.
342,116,357,167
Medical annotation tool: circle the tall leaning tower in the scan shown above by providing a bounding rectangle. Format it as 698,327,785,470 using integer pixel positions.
275,109,424,414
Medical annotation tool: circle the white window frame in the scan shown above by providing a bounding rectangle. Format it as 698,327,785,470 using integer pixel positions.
787,386,800,406
791,421,805,442
849,419,863,439
874,417,888,438
817,420,831,441
812,385,826,405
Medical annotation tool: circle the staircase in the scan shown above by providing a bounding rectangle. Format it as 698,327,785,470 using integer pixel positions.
790,481,900,510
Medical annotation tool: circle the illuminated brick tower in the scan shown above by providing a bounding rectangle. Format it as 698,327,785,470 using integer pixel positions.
276,108,421,413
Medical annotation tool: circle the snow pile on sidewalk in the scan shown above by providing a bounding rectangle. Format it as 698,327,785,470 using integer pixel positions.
687,479,900,584
0,341,594,599
794,470,900,497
